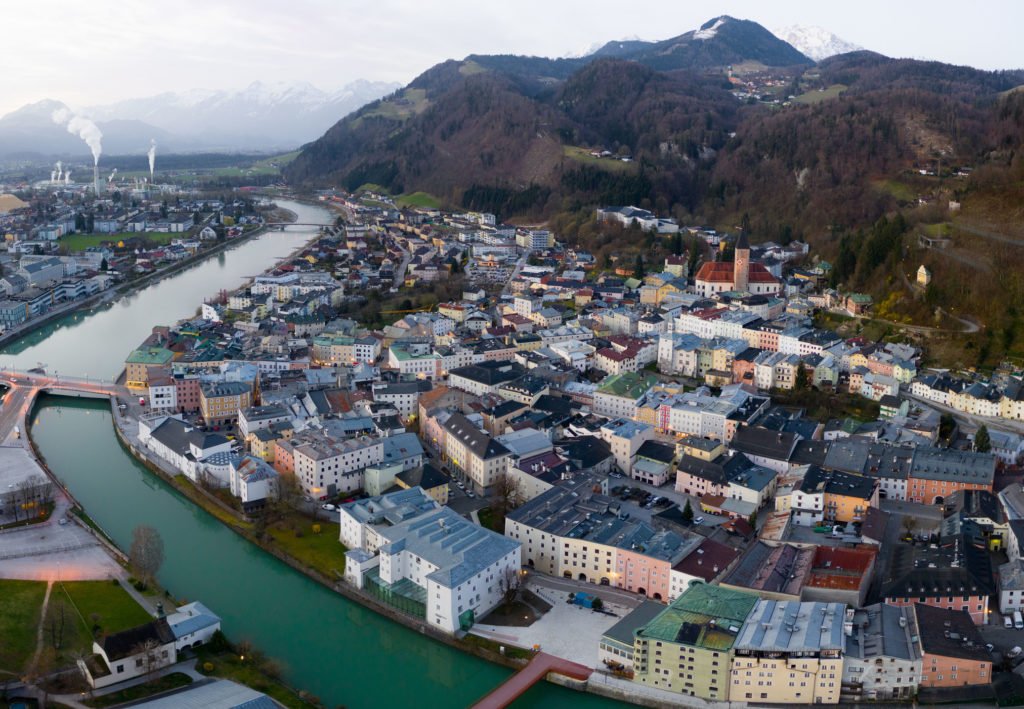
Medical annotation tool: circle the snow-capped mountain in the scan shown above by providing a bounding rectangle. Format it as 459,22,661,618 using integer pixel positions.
83,79,400,151
773,25,862,62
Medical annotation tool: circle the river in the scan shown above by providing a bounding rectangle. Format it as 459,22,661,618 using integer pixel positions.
14,200,618,708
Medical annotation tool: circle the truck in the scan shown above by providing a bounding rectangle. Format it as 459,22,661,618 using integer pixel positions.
1014,610,1023,630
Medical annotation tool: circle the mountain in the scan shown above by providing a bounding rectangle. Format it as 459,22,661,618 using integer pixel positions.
84,79,401,151
0,99,175,159
773,25,862,62
589,16,813,69
286,16,807,194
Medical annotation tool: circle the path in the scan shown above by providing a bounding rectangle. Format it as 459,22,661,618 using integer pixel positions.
29,581,54,675
46,659,204,709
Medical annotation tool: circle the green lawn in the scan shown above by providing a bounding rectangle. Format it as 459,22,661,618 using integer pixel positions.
61,232,181,252
562,145,638,173
793,84,847,104
397,191,442,209
360,88,428,121
83,672,193,708
58,580,153,639
196,650,311,709
0,579,48,675
873,179,917,202
266,519,346,579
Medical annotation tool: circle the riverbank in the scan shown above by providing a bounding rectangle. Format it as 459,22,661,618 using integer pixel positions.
0,222,273,351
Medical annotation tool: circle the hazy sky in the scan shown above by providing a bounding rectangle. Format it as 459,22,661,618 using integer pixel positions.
3,0,1021,115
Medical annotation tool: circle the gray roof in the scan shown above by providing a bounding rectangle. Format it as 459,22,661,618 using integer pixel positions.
378,507,520,589
844,603,920,662
442,412,510,460
341,486,439,526
602,601,667,647
382,432,424,465
736,599,846,654
127,678,277,709
165,601,221,640
149,417,229,458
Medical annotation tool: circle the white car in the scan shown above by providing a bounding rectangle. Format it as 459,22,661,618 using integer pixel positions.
694,516,705,525
321,503,336,512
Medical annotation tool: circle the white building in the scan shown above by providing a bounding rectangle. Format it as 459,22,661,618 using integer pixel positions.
343,498,521,634
292,435,384,499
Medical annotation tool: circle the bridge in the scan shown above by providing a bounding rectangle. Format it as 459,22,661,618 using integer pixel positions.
0,369,127,442
470,652,592,709
262,222,335,229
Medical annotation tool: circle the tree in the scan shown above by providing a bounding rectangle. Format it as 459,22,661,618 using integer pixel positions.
498,566,521,604
634,254,645,279
974,425,992,453
46,600,68,651
129,525,164,589
901,515,918,538
591,597,604,611
132,638,168,678
492,473,523,516
682,499,694,524
100,258,108,272
795,364,810,391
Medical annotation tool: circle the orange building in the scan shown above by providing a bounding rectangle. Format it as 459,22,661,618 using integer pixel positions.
906,447,995,505
915,604,992,688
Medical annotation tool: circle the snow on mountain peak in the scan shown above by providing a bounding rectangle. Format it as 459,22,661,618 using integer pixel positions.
694,17,727,41
773,25,862,62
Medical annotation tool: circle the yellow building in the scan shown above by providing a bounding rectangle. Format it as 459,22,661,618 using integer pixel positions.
633,584,759,701
730,600,846,705
125,347,175,390
200,381,254,425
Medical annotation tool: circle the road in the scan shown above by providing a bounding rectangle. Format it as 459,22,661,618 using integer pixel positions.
904,389,1024,436
393,247,412,289
501,250,531,296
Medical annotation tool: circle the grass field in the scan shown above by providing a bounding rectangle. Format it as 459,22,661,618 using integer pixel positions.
360,88,428,121
562,146,638,173
61,231,180,251
57,580,152,638
355,183,391,195
266,517,346,579
921,222,953,237
397,191,442,209
793,84,847,104
873,179,918,202
0,579,47,674
196,650,309,709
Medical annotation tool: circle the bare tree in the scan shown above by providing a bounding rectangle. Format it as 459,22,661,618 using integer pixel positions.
46,599,68,651
492,473,523,516
129,525,164,589
131,638,169,678
498,566,521,604
901,515,918,538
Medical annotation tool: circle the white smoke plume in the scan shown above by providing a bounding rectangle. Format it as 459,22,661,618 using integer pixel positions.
52,108,103,165
56,161,63,182
50,169,57,183
148,140,157,180
108,168,118,182
64,170,72,184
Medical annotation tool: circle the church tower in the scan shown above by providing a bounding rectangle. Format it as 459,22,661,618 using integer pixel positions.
734,231,750,292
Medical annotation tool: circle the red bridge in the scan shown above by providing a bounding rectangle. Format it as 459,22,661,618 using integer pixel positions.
471,652,593,709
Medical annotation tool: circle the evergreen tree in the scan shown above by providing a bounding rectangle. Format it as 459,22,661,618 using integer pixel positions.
974,425,992,453
635,254,645,278
795,364,810,390
682,499,694,524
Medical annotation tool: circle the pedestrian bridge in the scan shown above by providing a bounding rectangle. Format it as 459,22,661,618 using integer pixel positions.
470,652,592,709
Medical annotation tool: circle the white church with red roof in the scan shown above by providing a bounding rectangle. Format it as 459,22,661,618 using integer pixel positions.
692,232,781,297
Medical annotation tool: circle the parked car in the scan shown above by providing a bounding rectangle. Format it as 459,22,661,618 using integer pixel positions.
466,491,476,498
1008,646,1022,659
694,516,705,525
321,503,336,512
1005,616,1014,629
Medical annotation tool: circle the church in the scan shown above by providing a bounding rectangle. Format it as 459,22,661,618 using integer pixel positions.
692,232,781,297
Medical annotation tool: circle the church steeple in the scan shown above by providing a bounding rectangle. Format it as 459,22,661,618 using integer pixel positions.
734,232,750,292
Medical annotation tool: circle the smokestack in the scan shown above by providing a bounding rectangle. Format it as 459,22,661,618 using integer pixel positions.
94,164,100,196
148,140,157,183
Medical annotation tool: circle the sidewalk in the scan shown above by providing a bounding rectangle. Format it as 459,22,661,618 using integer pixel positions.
48,658,204,709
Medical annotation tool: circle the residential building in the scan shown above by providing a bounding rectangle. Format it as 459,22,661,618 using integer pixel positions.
632,584,759,701
915,604,992,688
730,600,846,705
440,412,512,494
841,604,922,702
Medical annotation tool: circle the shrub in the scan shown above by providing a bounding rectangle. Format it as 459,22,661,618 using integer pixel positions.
203,662,214,673
294,529,304,538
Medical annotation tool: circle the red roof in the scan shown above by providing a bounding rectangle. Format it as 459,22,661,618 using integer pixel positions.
806,546,877,591
673,538,740,582
694,261,734,283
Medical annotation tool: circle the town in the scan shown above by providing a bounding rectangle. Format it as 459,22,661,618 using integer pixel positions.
95,188,1024,706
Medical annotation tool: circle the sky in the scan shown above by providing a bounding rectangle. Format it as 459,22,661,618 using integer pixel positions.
3,0,1022,116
